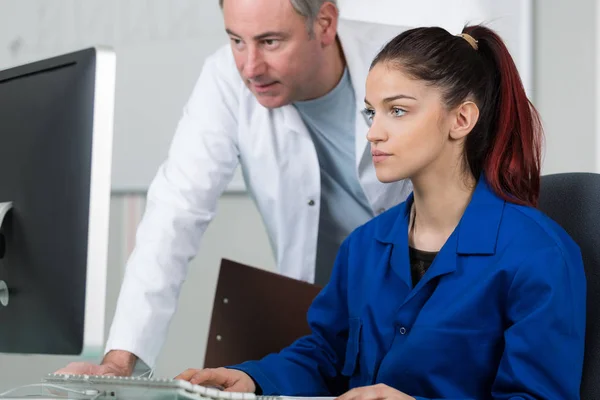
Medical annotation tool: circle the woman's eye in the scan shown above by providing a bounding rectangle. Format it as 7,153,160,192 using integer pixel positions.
392,107,406,117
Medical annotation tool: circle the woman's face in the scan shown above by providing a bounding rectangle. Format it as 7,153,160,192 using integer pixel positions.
364,62,472,184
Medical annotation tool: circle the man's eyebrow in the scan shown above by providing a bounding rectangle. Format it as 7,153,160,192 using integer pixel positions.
226,28,241,37
254,31,289,40
226,29,289,41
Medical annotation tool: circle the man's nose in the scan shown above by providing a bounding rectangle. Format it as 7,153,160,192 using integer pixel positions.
243,48,266,80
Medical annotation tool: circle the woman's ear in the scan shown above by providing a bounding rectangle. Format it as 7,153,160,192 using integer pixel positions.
449,101,479,140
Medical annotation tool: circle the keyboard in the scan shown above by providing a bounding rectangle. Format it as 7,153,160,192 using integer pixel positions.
43,373,262,400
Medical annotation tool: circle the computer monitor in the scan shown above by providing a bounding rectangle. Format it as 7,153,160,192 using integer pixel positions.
0,47,115,357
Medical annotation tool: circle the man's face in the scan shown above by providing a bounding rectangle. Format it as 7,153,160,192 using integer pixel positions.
223,0,327,108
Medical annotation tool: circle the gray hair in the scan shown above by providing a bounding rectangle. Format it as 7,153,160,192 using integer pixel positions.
219,0,338,36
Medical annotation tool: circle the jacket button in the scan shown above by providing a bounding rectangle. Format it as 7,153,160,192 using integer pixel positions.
308,199,316,206
399,327,407,335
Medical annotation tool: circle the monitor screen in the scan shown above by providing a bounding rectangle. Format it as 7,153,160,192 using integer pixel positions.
0,47,115,356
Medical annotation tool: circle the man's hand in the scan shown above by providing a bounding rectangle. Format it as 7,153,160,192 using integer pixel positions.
175,368,256,393
54,350,137,377
54,362,126,376
336,384,416,400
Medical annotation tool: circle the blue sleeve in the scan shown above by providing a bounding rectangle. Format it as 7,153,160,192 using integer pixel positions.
228,239,351,396
489,245,586,399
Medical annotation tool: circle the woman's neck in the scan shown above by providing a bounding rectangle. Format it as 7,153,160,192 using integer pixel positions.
409,172,476,252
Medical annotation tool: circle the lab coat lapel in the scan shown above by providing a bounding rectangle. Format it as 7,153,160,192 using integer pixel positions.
337,22,371,170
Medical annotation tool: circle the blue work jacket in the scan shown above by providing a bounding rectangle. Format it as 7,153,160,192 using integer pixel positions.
232,178,586,399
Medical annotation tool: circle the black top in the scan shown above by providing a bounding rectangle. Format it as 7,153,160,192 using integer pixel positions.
409,247,439,287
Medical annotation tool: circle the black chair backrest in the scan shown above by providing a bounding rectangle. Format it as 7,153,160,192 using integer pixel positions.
538,172,600,400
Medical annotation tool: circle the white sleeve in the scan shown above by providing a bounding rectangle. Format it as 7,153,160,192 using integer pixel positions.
104,49,241,369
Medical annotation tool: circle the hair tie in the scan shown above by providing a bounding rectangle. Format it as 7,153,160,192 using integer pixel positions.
457,33,478,50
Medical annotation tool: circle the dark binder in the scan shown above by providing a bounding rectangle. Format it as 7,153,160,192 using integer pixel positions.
204,258,322,368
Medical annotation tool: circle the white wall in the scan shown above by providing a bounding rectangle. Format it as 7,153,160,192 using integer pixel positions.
533,0,599,174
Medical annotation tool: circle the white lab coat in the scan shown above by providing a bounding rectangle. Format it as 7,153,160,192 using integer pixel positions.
106,19,413,368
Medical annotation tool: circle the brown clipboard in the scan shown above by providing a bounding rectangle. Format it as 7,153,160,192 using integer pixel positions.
203,259,322,368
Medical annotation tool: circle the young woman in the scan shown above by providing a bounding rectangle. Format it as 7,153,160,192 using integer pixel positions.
176,25,586,400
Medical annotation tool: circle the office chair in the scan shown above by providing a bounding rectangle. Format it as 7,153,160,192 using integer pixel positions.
538,172,600,400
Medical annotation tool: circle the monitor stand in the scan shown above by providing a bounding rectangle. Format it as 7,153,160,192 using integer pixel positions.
0,201,12,307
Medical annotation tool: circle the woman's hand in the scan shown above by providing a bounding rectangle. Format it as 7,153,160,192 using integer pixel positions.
174,367,256,393
336,384,415,400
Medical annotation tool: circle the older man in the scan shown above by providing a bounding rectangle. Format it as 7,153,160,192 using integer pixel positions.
58,0,410,376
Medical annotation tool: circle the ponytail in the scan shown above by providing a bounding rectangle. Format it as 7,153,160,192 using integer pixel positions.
464,26,542,207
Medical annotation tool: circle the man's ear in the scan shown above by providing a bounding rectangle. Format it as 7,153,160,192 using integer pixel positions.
449,101,479,140
315,2,338,45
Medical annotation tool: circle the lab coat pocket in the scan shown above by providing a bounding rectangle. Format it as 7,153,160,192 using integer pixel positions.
342,317,361,377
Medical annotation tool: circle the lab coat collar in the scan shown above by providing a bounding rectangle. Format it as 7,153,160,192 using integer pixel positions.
375,175,505,256
337,20,372,161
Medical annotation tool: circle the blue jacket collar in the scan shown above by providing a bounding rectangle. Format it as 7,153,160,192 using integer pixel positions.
374,176,505,256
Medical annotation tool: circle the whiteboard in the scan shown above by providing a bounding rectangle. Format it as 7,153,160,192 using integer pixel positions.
0,0,532,193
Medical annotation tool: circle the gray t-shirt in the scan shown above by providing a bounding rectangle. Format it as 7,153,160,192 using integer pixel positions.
294,68,374,286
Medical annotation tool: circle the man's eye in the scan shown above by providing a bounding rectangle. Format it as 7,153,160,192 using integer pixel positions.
264,39,280,47
230,38,243,48
362,108,375,120
362,108,375,126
